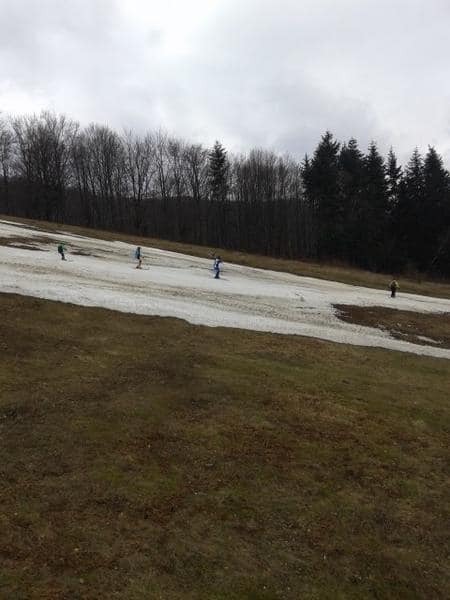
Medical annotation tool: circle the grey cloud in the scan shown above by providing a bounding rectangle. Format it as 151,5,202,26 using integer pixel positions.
0,0,449,164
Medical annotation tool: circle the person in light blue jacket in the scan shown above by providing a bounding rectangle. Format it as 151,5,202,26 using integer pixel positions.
213,256,222,279
135,246,142,269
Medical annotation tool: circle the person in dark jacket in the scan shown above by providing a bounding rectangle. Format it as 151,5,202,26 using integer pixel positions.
390,279,399,298
57,243,66,261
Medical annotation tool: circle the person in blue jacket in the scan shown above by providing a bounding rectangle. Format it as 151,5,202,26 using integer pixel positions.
213,255,222,279
135,246,142,269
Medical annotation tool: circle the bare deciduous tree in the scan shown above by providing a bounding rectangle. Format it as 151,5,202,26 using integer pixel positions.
0,116,14,212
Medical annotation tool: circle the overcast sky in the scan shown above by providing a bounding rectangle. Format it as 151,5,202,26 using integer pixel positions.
0,0,449,164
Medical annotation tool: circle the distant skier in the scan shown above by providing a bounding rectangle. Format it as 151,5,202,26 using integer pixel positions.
135,246,142,269
389,279,399,298
213,256,222,279
57,243,66,261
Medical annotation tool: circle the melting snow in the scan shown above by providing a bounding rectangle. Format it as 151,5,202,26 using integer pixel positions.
0,219,449,359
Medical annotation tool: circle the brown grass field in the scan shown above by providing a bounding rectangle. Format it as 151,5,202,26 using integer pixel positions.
1,292,449,599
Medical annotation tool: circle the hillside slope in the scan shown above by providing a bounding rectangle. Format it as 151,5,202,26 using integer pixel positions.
0,219,449,358
1,294,449,599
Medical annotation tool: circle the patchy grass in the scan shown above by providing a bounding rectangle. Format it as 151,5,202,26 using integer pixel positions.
71,250,93,256
0,235,47,251
335,304,450,349
2,214,450,299
0,293,449,599
0,233,95,257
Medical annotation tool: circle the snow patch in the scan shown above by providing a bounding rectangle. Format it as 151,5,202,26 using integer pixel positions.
0,219,449,359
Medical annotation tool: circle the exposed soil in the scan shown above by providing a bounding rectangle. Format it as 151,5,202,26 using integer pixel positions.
0,234,95,257
334,304,450,349
0,235,54,249
7,243,44,251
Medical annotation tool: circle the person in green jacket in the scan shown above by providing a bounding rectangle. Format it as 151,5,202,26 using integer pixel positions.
57,243,66,261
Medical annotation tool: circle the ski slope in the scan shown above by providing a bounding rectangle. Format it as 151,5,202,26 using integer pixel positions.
1,219,449,359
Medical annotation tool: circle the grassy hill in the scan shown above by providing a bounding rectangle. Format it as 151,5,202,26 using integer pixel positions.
1,293,449,599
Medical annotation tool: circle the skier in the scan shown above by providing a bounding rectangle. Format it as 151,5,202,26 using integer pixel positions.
213,255,222,279
57,243,66,261
135,246,142,269
389,279,399,298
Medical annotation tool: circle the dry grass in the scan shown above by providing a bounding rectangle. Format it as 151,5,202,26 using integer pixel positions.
334,304,450,349
0,293,449,599
0,235,46,251
2,214,450,299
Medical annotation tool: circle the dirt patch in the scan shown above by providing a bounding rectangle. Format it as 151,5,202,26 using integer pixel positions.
0,235,55,249
334,304,450,348
0,219,40,232
0,234,91,256
0,236,48,252
8,243,43,252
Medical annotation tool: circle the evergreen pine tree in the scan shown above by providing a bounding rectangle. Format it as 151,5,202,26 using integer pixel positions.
386,147,402,208
300,154,312,203
338,138,364,262
207,141,229,202
207,140,230,246
423,146,450,271
358,142,389,269
308,131,341,258
394,148,424,271
405,148,424,199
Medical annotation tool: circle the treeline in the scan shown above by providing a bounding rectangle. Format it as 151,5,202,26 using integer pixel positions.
0,111,449,276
